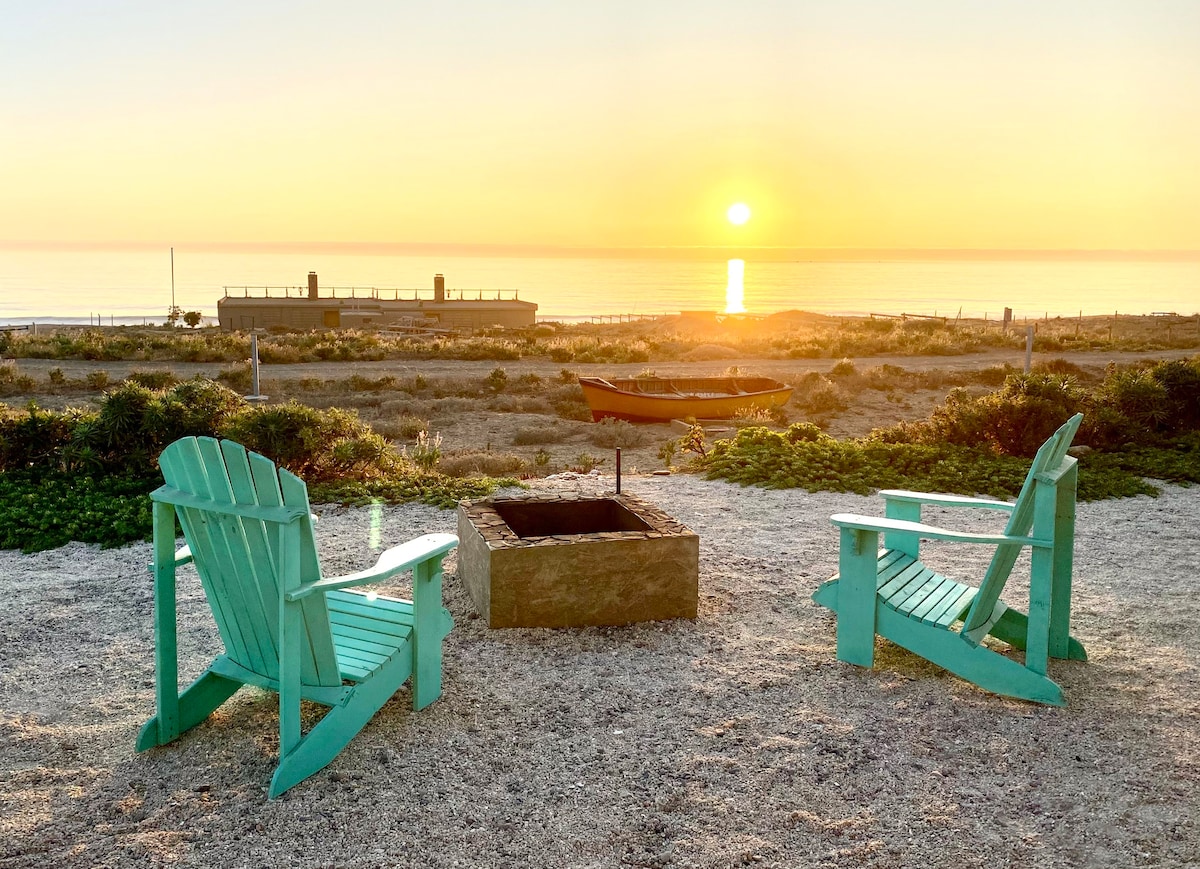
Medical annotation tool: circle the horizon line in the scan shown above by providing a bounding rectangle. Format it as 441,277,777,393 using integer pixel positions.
3,240,1200,262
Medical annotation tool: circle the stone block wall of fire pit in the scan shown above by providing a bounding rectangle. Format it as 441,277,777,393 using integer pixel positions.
456,492,699,628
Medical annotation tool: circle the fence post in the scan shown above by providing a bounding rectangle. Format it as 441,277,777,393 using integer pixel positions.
248,332,268,402
1024,325,1034,373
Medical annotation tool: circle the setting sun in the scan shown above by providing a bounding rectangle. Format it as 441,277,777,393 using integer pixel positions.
726,203,752,226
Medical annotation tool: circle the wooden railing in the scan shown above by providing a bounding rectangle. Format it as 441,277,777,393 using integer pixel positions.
222,286,524,301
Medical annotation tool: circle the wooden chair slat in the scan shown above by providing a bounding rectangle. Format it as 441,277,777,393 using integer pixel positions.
876,559,928,600
907,576,963,621
892,569,946,614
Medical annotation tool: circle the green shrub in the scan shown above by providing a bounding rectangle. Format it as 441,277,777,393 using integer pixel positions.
702,427,1163,501
0,403,83,472
0,362,37,396
486,367,509,392
870,359,1200,456
731,406,788,427
373,414,431,441
217,363,253,392
86,370,110,389
570,452,605,473
972,364,1020,387
1151,359,1200,429
0,380,519,552
309,473,520,510
126,369,179,389
509,372,545,393
438,450,527,478
0,470,156,552
549,383,591,421
784,421,833,443
587,417,650,448
1034,357,1090,379
406,431,442,472
346,374,397,392
797,377,848,414
221,402,392,482
872,373,1083,457
1097,367,1169,430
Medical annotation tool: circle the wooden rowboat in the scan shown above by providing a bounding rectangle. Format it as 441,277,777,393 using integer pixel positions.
578,375,793,423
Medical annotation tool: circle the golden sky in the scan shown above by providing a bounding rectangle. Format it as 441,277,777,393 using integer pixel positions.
3,2,1199,251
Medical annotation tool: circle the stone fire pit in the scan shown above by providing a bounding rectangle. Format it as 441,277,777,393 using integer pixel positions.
456,492,699,628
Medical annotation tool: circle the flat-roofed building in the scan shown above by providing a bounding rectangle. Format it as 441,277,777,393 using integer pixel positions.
217,273,537,331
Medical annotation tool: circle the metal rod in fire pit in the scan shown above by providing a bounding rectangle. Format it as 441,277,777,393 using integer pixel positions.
616,448,622,493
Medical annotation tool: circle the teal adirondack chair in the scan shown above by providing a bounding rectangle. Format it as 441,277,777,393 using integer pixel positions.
812,413,1086,705
136,436,458,797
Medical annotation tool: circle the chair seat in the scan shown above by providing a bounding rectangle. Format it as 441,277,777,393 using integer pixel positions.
327,590,415,682
874,550,978,628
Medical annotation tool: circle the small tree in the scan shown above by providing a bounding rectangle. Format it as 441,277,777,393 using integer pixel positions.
183,311,202,328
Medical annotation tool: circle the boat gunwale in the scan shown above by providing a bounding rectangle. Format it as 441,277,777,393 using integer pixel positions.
578,375,789,400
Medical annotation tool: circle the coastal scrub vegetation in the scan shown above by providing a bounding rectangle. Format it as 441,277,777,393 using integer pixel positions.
701,359,1200,501
2,339,1199,552
4,311,1199,366
0,379,516,552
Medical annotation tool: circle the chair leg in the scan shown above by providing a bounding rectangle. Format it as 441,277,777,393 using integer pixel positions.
410,557,451,711
136,669,242,751
1048,467,1079,659
835,528,879,668
985,609,1086,661
269,648,414,798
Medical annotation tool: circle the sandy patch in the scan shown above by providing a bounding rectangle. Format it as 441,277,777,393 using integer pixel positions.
1,474,1198,867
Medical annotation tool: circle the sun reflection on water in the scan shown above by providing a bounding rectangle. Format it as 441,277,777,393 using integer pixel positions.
724,258,746,313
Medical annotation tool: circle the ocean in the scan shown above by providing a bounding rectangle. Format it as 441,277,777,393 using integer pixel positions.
1,246,1197,326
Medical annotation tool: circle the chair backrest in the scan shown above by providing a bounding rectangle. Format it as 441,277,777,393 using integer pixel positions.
959,413,1083,643
157,436,343,687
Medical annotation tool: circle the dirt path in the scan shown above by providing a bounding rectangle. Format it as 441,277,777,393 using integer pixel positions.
9,346,1195,382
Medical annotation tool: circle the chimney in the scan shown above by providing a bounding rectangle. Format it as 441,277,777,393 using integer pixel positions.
308,272,319,300
434,273,445,303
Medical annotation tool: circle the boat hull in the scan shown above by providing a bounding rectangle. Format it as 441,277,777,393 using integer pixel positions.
578,376,793,423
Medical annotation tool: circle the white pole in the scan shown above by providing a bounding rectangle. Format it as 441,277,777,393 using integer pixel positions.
1024,325,1034,373
251,332,261,396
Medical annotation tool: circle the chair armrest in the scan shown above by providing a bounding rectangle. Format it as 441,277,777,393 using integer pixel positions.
831,513,1045,547
880,490,1014,512
285,533,459,601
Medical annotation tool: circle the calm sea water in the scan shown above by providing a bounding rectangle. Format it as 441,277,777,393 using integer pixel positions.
1,247,1197,325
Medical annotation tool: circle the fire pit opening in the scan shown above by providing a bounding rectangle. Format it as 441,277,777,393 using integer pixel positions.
491,498,652,538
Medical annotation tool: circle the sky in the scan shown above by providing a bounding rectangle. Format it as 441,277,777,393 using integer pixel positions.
3,1,1199,252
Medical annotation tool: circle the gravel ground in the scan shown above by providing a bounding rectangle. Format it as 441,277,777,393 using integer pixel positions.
1,474,1198,868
